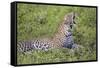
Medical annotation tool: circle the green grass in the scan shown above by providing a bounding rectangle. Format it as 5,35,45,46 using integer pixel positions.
17,3,97,64
17,48,96,65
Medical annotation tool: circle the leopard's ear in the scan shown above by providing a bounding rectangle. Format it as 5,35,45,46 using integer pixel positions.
74,12,79,19
72,12,78,24
71,12,76,19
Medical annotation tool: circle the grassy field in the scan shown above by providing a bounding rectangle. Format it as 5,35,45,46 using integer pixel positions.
17,48,96,64
17,3,97,65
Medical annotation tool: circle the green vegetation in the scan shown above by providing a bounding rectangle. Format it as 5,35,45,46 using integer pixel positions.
17,3,97,65
17,48,96,65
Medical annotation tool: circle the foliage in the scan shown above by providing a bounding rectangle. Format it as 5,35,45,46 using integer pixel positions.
17,3,97,65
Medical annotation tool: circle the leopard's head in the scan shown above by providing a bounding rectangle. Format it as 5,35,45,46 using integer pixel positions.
64,12,77,30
